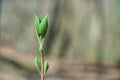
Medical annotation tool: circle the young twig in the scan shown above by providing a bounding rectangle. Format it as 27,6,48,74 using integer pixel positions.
40,50,44,80
34,14,49,80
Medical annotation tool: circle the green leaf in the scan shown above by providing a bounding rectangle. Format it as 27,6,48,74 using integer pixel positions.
38,15,48,38
35,14,41,36
35,57,41,73
44,61,49,73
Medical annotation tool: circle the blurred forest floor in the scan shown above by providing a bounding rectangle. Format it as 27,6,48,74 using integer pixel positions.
0,46,120,80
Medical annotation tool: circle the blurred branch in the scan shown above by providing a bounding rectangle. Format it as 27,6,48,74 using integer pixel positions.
0,46,36,72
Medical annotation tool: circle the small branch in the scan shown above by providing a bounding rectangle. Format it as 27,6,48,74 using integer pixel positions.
35,14,49,80
0,46,35,71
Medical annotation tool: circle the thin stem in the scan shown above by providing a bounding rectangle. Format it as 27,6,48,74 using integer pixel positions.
39,37,45,80
40,50,44,80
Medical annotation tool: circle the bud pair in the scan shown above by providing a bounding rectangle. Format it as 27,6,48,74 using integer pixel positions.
35,57,49,74
35,14,48,39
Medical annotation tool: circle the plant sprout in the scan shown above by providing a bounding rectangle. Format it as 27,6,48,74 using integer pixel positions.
34,14,49,80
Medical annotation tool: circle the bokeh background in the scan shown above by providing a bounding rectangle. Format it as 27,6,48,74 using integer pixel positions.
0,0,120,80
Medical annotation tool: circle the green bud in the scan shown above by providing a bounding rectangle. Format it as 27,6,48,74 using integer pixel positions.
35,14,41,36
44,61,49,73
35,14,48,38
35,57,41,73
39,15,48,38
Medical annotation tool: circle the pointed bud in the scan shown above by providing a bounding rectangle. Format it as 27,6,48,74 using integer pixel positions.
35,57,41,73
39,15,48,38
44,61,49,73
35,14,41,36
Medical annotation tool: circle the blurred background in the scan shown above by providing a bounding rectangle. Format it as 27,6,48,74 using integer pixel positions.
0,0,120,80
